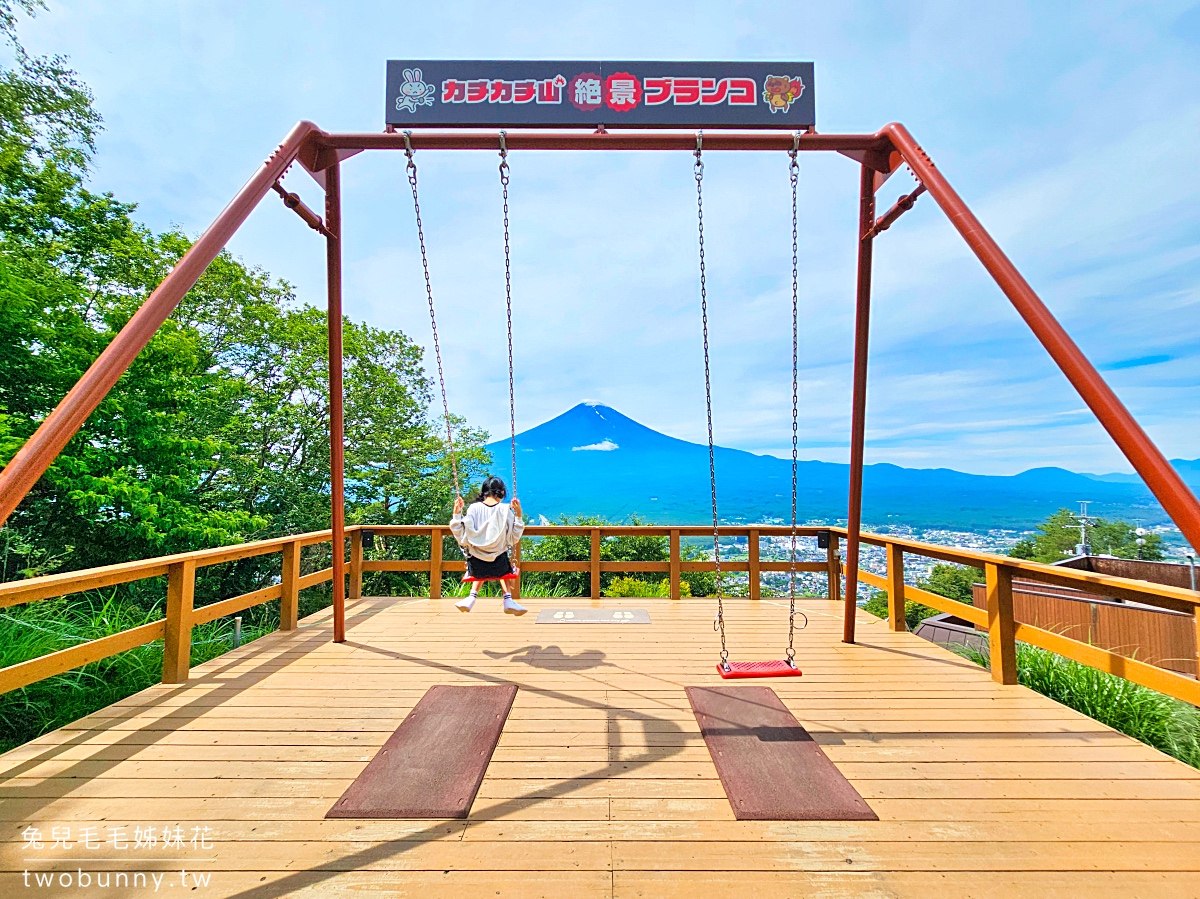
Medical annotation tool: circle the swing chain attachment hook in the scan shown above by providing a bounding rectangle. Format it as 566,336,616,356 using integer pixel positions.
714,610,729,667
694,130,704,181
403,130,416,170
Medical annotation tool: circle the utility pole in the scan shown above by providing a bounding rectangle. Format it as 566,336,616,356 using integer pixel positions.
1074,501,1092,557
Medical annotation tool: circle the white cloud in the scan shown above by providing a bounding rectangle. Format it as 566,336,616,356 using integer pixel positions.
573,440,619,452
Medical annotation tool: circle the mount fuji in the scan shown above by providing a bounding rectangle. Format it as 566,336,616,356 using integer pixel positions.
483,403,1192,530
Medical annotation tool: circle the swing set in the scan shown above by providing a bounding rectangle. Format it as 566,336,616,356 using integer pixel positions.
1,60,1198,684
406,121,808,677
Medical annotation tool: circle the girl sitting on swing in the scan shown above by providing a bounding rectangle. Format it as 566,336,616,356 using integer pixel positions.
450,476,527,615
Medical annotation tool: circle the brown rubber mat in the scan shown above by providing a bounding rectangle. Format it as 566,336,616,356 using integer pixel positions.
326,684,517,819
685,685,877,821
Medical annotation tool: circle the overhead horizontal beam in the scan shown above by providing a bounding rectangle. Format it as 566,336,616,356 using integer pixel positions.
314,130,890,154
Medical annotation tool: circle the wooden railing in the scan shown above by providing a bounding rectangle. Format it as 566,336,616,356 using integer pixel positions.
357,525,841,603
846,529,1200,706
1,524,1198,708
0,529,336,692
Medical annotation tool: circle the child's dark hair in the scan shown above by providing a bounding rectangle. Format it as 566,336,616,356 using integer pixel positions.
472,476,507,504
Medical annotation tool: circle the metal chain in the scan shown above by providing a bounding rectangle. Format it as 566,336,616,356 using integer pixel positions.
499,131,517,499
695,132,728,669
404,131,460,498
787,134,801,667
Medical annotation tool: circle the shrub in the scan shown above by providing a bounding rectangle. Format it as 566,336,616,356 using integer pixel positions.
922,563,983,604
603,576,691,598
863,562,983,630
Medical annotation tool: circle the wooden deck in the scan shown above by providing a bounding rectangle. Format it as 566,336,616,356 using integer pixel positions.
3,595,1200,897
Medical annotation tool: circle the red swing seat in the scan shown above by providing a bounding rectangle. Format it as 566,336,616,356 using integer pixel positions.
461,567,521,585
717,660,803,679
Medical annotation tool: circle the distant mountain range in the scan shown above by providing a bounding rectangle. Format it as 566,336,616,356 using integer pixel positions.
482,403,1198,531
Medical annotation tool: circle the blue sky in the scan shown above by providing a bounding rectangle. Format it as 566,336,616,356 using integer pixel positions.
12,1,1200,475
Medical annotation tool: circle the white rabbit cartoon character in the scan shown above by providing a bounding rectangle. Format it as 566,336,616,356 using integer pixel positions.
396,68,435,113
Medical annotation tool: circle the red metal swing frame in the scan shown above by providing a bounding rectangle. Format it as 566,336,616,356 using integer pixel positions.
0,123,1197,652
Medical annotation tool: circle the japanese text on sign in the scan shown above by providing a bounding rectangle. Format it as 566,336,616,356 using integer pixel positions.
386,61,816,128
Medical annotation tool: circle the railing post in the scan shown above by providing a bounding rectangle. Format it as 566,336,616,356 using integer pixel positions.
670,529,681,600
349,529,363,600
162,559,196,684
429,527,443,600
748,529,760,600
1193,607,1200,678
826,534,841,604
280,539,300,631
986,562,1018,685
590,528,601,600
886,542,906,632
511,538,522,601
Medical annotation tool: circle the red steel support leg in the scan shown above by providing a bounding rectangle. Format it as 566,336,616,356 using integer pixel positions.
882,122,1200,552
844,164,877,645
326,162,346,644
0,121,321,527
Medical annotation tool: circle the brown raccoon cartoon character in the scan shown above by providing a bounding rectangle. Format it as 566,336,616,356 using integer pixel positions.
763,75,804,113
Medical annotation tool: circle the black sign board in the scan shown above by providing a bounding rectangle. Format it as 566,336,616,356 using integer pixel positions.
385,61,815,129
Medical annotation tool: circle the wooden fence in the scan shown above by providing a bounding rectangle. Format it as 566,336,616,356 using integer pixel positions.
970,580,1198,677
851,531,1200,706
1,524,1198,708
0,529,336,693
356,525,840,603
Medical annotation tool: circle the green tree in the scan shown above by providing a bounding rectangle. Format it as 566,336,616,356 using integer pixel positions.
1008,509,1164,563
863,562,982,630
0,3,486,589
922,563,983,604
0,1,493,750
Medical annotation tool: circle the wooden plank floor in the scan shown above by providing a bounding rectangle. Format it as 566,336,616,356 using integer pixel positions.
2,594,1200,897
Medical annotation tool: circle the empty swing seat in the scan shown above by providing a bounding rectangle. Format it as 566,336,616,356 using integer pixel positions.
717,660,802,679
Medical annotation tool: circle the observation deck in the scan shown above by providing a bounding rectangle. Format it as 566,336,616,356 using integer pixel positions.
3,534,1199,896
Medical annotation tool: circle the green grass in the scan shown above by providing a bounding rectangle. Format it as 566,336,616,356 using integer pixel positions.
0,593,280,753
954,640,1200,769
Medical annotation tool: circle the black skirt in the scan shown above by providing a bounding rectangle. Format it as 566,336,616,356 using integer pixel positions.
464,552,517,582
